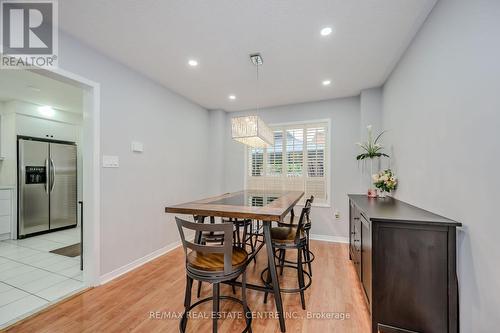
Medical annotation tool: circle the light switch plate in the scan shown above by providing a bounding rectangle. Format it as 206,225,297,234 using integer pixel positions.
131,141,144,153
102,155,119,168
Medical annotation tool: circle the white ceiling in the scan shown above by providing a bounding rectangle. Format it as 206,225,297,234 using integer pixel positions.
59,0,436,111
0,70,83,113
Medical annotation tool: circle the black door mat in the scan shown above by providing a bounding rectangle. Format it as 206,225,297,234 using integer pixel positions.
50,243,81,257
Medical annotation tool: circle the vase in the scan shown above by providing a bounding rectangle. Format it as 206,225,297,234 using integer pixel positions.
366,157,381,197
378,191,388,198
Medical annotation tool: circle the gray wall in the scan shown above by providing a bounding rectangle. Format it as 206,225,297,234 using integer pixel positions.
382,0,500,331
58,32,211,276
220,97,362,240
360,87,383,138
359,87,384,188
207,110,227,196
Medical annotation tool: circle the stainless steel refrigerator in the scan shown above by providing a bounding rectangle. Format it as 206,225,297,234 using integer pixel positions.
18,138,77,238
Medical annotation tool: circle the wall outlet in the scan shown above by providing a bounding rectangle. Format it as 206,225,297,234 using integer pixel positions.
334,210,340,219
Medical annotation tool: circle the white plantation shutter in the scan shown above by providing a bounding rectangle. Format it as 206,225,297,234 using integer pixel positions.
248,147,264,176
246,121,329,205
305,126,327,201
267,131,283,176
306,127,325,177
285,128,304,176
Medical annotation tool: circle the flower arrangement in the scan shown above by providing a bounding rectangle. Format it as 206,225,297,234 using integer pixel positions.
372,169,398,195
356,125,389,160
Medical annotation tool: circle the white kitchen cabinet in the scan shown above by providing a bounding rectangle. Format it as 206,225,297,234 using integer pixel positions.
0,188,13,239
16,114,79,142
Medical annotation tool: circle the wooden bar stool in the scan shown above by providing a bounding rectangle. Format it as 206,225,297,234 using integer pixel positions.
277,196,315,275
195,215,225,244
248,219,264,251
261,198,313,310
195,216,247,298
175,217,252,333
224,218,256,255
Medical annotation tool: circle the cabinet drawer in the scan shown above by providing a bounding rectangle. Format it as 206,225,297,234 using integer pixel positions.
0,190,12,200
0,215,10,234
0,199,11,216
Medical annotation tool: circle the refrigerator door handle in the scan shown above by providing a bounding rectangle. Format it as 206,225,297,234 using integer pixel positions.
45,158,50,194
50,158,56,192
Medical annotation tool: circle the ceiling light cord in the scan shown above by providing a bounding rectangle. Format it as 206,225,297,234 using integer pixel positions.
250,53,263,113
256,61,260,112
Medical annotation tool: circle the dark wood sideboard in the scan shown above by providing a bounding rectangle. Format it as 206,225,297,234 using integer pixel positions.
348,194,461,333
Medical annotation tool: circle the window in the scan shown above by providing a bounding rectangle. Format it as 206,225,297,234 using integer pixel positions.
306,126,325,177
248,147,264,176
286,128,303,176
246,121,329,205
267,131,283,176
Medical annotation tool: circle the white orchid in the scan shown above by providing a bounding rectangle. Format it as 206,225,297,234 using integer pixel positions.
355,125,389,160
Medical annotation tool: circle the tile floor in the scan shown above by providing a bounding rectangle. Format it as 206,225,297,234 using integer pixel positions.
0,228,85,328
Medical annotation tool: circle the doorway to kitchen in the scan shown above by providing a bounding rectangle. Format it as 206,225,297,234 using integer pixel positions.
0,68,100,329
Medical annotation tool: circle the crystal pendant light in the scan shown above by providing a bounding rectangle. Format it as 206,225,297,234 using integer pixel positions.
231,115,274,147
231,53,274,148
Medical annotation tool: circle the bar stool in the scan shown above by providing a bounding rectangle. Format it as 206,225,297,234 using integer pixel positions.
248,219,264,250
261,199,313,310
277,196,315,275
196,217,252,298
195,215,224,244
227,218,258,260
175,217,252,333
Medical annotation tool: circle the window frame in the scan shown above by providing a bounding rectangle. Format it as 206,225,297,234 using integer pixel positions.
244,118,331,208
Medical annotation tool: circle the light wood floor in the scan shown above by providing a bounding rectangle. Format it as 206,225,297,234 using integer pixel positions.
4,241,371,333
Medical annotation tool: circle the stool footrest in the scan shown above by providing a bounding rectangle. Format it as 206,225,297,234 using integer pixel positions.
180,295,252,333
260,265,312,294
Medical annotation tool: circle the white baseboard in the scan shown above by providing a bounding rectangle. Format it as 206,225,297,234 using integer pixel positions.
99,240,182,285
0,233,10,241
310,234,349,244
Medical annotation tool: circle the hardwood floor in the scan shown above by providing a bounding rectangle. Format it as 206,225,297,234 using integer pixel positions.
4,241,371,333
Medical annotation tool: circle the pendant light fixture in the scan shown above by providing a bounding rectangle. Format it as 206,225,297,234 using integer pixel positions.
231,53,274,148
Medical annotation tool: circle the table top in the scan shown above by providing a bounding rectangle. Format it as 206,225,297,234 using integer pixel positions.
165,190,304,221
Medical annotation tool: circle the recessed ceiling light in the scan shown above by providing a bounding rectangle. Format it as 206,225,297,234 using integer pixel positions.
188,59,198,67
322,80,332,86
38,105,55,117
320,27,333,36
228,95,236,100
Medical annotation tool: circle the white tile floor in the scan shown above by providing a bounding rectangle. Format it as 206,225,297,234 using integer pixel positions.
0,228,85,328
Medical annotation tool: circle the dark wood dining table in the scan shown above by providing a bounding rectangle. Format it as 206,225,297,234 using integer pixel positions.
165,190,304,332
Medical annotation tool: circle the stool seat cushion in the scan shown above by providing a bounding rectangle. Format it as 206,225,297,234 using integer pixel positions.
278,216,298,227
278,217,311,231
187,247,248,272
270,226,305,244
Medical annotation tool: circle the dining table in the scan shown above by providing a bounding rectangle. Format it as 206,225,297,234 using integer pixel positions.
165,189,305,333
